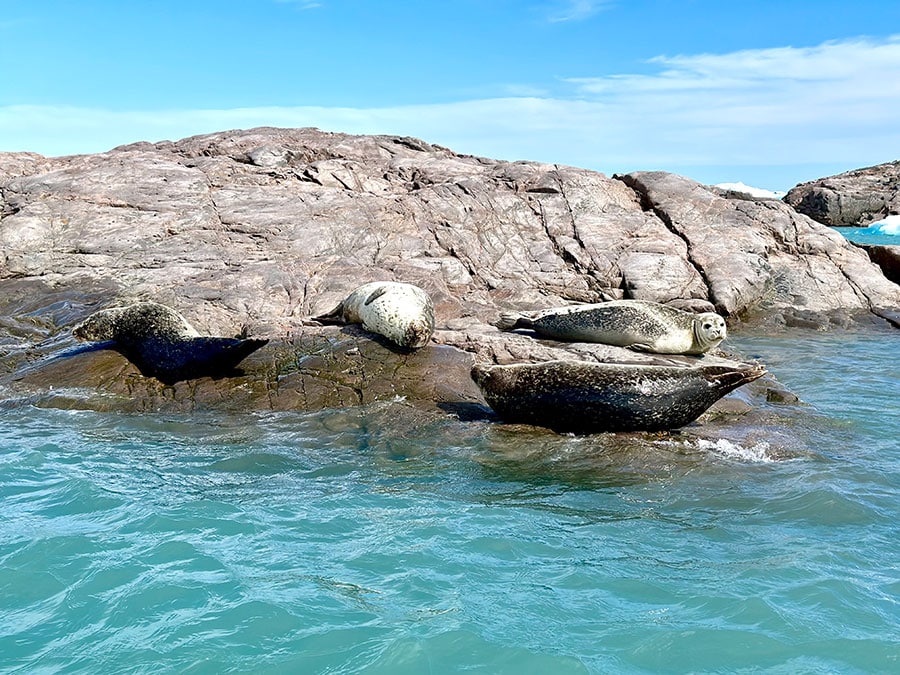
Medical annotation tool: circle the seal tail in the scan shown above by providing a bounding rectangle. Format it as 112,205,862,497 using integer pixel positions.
494,312,532,331
310,303,346,325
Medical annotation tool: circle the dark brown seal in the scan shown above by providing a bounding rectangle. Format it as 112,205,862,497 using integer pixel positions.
471,360,766,432
72,302,268,384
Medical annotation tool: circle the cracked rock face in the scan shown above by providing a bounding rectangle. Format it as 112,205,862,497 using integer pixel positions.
0,127,898,422
2,127,897,334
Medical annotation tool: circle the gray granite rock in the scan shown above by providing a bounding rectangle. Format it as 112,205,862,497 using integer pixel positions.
1,127,898,425
855,244,900,285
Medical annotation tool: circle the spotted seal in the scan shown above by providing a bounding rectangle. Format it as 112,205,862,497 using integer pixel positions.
496,300,726,355
313,281,435,349
72,302,268,384
471,360,765,432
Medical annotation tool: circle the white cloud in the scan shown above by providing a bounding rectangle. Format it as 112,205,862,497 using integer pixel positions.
544,0,612,23
273,0,322,8
567,36,900,129
2,37,899,190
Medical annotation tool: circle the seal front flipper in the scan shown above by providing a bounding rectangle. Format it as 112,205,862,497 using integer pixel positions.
364,287,388,305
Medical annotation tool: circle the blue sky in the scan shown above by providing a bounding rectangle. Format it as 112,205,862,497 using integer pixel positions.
2,0,900,190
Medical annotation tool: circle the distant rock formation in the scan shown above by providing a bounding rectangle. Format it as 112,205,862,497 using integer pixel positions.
783,160,900,227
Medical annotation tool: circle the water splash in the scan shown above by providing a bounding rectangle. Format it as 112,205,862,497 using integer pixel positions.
692,438,776,463
653,437,777,463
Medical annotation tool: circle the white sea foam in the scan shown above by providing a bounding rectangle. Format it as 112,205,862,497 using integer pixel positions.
654,437,777,462
694,438,775,463
714,182,786,199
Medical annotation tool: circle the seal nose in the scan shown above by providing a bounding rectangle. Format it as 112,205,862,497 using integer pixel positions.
404,320,431,349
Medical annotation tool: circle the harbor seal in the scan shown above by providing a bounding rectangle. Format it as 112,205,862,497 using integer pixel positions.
313,281,435,350
471,360,765,432
496,300,727,355
72,302,268,384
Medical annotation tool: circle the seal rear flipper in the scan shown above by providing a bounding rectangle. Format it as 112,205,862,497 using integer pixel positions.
706,364,767,392
494,312,531,331
192,337,269,374
310,303,347,325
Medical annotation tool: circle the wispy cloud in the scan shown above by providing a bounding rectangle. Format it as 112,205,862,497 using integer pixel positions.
3,37,899,189
544,0,612,23
562,36,900,146
273,0,322,9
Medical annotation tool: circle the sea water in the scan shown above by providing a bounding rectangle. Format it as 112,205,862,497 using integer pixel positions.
834,215,900,246
1,331,898,674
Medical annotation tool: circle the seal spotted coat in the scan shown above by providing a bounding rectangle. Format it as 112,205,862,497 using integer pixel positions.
471,360,766,432
314,281,435,350
72,302,268,384
496,300,727,355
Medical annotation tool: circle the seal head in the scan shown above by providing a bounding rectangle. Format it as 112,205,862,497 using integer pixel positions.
692,312,727,352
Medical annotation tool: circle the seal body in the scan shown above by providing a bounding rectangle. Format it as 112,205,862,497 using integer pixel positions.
72,302,268,384
496,300,727,355
471,360,765,432
314,281,435,349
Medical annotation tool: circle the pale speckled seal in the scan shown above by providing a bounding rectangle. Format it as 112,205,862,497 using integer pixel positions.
471,360,765,432
496,300,727,355
72,302,268,384
314,281,435,350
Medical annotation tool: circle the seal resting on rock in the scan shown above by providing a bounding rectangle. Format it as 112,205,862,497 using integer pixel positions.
72,302,268,384
496,300,727,355
313,281,435,350
471,360,765,432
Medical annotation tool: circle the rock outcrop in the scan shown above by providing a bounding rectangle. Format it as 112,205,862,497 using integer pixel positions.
0,127,898,431
855,244,900,286
3,127,897,329
783,160,900,227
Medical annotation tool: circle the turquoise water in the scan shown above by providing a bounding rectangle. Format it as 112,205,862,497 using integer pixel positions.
834,224,899,246
2,332,899,673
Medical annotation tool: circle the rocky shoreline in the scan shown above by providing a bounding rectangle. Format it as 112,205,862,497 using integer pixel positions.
1,127,898,445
